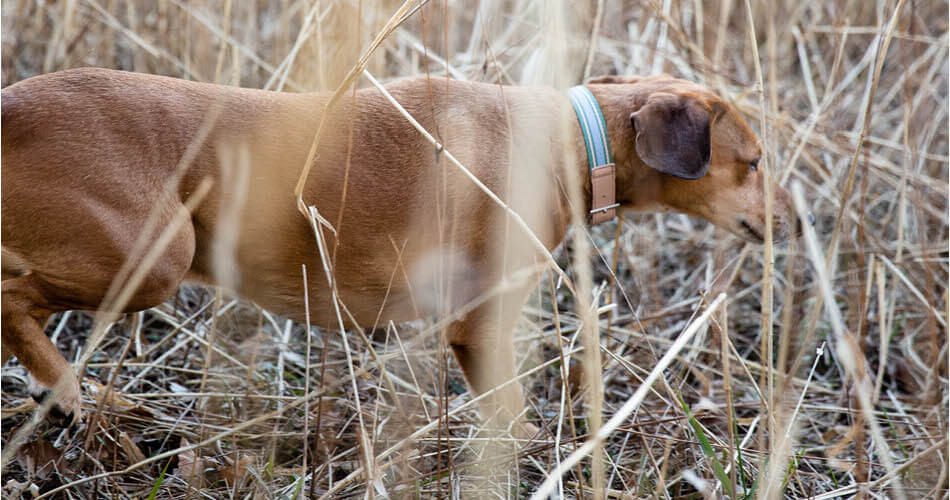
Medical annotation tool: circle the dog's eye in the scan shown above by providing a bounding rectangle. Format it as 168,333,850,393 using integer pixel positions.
749,160,759,172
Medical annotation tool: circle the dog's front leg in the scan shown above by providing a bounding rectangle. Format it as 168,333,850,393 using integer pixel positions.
446,288,537,438
1,276,81,426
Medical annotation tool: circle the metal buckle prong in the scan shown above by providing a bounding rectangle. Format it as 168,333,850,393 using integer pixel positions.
590,203,620,214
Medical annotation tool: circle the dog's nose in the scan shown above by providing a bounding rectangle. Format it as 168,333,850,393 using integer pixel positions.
808,212,816,226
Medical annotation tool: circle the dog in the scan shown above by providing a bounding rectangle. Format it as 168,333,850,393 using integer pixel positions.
1,68,800,430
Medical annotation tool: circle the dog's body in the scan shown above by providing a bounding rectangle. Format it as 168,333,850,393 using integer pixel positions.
1,68,797,428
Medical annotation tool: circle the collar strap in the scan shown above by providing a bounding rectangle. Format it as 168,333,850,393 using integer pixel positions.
568,86,618,224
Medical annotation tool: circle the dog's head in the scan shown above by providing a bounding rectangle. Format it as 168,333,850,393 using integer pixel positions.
587,75,802,243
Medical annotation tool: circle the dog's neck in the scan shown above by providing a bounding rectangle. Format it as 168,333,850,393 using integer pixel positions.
583,85,666,215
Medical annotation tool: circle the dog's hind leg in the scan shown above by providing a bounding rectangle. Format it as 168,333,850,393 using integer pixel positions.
0,195,198,427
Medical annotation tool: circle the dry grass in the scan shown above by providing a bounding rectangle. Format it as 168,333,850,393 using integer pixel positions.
2,0,948,498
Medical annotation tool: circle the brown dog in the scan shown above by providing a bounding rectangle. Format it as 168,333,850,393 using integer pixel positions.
1,68,798,429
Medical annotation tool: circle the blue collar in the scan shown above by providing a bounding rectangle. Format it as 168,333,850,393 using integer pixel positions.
567,86,614,170
568,85,618,224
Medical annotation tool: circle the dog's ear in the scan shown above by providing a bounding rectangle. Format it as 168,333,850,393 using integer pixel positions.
586,75,641,85
630,93,711,179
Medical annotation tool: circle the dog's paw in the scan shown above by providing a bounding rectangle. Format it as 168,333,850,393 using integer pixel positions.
28,376,81,428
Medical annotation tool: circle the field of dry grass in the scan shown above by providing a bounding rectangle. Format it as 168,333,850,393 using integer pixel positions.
1,0,948,498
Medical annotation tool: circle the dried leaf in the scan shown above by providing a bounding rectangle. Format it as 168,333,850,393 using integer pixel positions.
16,438,60,480
825,424,859,471
567,360,584,396
217,453,255,487
3,478,31,497
84,380,138,410
694,397,719,413
169,382,190,394
176,438,217,488
119,431,146,464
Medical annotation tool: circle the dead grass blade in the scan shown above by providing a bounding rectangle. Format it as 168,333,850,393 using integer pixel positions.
531,293,728,500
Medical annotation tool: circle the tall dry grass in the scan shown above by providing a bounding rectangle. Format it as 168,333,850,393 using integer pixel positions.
1,0,947,498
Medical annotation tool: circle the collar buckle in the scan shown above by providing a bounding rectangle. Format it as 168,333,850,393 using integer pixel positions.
589,163,617,224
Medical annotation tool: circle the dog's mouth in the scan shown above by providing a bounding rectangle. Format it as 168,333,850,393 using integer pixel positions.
740,220,765,243
738,218,798,244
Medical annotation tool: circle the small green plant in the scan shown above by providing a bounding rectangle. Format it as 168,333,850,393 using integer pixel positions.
679,394,734,498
